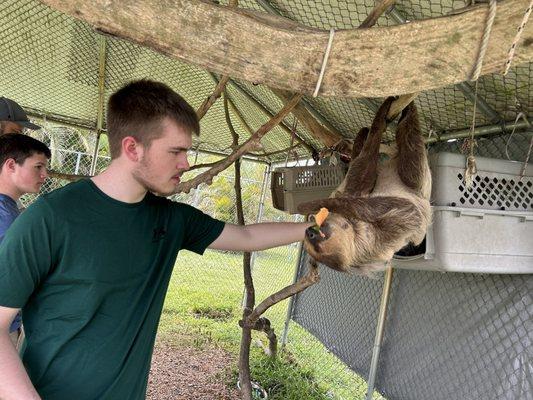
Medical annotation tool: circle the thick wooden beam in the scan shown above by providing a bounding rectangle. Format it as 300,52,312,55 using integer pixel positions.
39,0,533,98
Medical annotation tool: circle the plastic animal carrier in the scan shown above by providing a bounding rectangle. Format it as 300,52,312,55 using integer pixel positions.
393,152,533,274
271,164,346,214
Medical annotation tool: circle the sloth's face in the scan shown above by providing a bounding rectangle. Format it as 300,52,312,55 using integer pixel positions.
303,213,372,272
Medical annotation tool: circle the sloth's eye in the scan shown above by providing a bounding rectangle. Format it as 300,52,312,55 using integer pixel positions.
341,223,350,230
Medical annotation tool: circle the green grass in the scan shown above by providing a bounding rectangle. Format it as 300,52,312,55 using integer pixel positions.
157,248,384,400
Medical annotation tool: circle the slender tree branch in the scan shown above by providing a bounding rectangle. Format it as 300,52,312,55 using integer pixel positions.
246,259,320,327
188,161,219,171
223,83,316,156
272,88,344,148
232,93,256,400
248,143,302,158
238,317,277,357
224,91,240,148
196,75,231,120
359,0,397,28
176,93,303,193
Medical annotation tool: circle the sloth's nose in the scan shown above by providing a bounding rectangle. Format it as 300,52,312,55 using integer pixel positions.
305,227,319,241
306,224,328,242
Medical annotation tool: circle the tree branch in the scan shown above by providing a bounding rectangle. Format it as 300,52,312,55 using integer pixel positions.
196,75,231,120
272,88,344,148
359,0,397,28
176,93,303,193
246,259,320,328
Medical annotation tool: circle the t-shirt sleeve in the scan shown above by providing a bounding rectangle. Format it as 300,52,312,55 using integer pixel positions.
179,203,225,255
0,198,56,308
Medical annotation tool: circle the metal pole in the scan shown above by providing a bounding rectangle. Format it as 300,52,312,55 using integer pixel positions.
281,240,305,348
74,152,82,175
249,164,272,269
428,119,533,143
90,35,107,175
366,266,394,400
241,164,271,308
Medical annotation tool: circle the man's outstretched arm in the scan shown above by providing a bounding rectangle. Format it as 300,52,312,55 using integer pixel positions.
208,222,312,252
0,305,41,400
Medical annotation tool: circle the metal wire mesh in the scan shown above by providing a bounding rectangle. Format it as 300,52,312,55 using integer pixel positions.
2,0,533,165
293,260,533,400
2,0,533,398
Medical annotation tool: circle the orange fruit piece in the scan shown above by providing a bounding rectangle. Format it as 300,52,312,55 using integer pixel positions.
314,207,329,227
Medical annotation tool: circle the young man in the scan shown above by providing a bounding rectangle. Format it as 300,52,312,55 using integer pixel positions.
0,80,312,400
0,100,49,348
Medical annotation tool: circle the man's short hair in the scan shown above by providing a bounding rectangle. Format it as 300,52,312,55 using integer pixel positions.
106,80,199,159
0,133,51,169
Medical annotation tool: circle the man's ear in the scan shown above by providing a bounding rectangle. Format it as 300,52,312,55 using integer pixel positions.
122,136,143,162
1,158,17,173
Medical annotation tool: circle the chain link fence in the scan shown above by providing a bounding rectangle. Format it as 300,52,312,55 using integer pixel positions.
2,0,533,398
293,261,532,400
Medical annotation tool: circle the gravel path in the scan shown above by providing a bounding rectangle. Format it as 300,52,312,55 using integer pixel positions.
147,344,241,400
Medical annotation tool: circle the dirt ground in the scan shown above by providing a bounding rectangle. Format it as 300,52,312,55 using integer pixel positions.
147,344,241,400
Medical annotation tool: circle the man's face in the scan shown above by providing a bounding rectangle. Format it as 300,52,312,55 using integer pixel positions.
10,153,49,195
0,122,24,135
132,117,192,196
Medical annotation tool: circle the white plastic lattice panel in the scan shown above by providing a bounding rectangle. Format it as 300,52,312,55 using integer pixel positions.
430,152,533,211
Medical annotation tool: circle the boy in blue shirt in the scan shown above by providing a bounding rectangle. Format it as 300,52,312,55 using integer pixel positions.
0,119,50,347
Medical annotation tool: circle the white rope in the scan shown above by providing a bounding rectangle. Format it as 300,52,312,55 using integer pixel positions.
519,134,533,180
470,0,497,81
503,0,533,75
464,80,480,189
313,28,335,98
504,112,524,160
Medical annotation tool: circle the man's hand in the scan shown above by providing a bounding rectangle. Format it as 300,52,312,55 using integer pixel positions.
208,222,313,252
0,305,41,400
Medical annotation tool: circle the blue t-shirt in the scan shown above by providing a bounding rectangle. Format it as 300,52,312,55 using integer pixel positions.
0,193,19,242
0,193,22,332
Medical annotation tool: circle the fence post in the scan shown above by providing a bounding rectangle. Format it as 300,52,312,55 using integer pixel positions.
366,266,394,400
241,163,271,308
281,240,304,348
249,164,271,268
74,152,82,175
90,34,107,175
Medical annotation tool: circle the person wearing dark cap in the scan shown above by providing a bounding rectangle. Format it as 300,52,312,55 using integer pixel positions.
0,97,41,135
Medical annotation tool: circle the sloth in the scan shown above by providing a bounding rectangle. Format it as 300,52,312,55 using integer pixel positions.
297,97,432,276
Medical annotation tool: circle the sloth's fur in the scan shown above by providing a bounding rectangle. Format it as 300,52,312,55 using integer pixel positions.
298,97,432,276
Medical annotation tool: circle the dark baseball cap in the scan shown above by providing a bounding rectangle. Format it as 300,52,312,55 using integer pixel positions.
0,97,41,130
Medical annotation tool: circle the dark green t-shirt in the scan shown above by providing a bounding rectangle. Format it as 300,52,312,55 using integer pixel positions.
0,179,225,399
